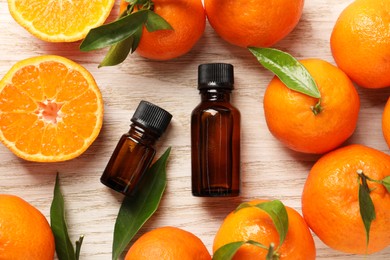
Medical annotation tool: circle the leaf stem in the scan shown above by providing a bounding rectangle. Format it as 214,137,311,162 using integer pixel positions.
75,235,84,260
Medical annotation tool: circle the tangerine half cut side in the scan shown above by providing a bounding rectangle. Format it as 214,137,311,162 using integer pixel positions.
0,55,104,162
7,0,116,42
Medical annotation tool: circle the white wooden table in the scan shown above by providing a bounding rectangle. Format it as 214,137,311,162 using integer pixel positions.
1,0,390,259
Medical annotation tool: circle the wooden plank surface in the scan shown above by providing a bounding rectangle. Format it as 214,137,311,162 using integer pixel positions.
1,0,390,259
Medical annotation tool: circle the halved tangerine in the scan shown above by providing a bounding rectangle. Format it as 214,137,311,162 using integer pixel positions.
7,0,116,42
0,55,104,162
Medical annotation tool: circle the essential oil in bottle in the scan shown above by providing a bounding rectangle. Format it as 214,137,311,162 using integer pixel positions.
191,63,241,197
100,100,172,197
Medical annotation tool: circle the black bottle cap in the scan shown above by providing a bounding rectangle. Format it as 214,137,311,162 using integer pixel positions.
198,63,234,90
131,100,172,137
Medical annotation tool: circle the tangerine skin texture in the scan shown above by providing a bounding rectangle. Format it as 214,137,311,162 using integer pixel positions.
382,97,390,148
302,144,390,254
204,0,304,47
0,194,55,259
133,0,206,60
125,226,211,259
263,59,360,154
330,0,390,88
213,200,316,260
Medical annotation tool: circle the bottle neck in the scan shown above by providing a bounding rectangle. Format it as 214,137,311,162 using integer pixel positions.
128,123,160,145
199,88,232,102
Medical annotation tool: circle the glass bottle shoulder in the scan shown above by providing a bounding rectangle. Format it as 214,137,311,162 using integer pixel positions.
191,101,240,117
122,124,158,147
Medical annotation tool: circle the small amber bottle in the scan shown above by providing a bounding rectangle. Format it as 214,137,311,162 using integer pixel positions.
191,63,241,197
100,100,172,197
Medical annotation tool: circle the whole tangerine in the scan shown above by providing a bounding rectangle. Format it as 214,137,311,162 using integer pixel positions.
302,144,390,254
331,0,390,88
120,0,206,60
213,199,316,260
0,194,55,259
263,59,360,154
125,226,211,259
204,0,304,48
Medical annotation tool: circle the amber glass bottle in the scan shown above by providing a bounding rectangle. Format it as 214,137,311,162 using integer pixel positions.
191,63,241,197
100,100,172,197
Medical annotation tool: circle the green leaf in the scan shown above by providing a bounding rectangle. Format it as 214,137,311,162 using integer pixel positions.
50,173,76,260
81,7,172,66
145,10,173,32
248,47,321,98
212,241,246,260
213,240,268,260
382,176,390,193
358,182,376,246
112,147,171,260
99,36,135,67
80,10,149,51
130,25,144,53
246,240,268,250
99,23,144,67
255,200,289,249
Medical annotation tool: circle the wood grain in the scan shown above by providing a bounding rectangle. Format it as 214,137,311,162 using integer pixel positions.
1,0,390,259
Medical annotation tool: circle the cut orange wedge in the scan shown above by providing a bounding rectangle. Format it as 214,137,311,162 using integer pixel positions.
0,55,104,162
7,0,115,42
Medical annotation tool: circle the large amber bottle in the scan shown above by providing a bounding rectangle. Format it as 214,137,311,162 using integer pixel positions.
191,63,241,197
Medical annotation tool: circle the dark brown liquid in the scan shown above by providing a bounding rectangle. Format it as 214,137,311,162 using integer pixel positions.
101,127,156,197
191,91,240,196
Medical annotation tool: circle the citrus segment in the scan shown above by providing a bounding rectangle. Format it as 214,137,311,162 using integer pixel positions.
0,55,103,162
7,0,115,42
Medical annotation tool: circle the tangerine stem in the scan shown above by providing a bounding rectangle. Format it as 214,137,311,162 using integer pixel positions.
75,235,84,260
357,169,370,192
266,243,280,260
311,99,322,115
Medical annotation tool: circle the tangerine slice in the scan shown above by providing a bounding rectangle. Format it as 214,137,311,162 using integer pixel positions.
7,0,115,42
0,55,104,162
